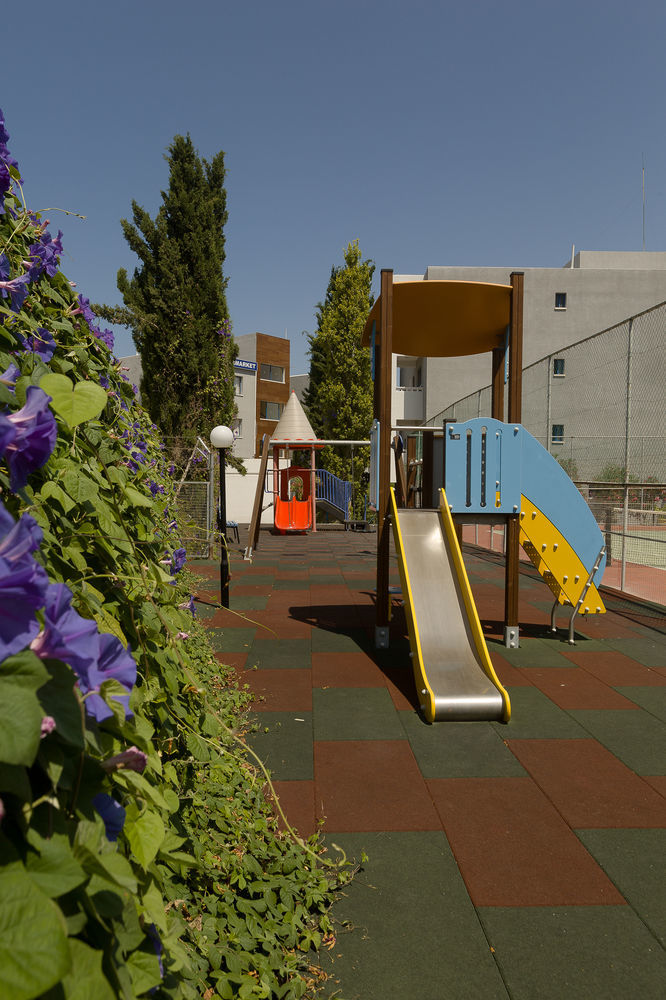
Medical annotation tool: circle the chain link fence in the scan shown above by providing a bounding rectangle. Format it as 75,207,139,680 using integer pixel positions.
426,300,666,609
164,437,214,559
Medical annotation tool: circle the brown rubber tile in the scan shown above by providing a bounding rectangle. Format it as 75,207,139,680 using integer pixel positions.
233,583,274,596
507,739,666,828
520,667,640,710
252,613,312,639
643,775,666,798
314,740,441,832
242,668,313,712
562,649,666,686
489,651,534,687
311,652,385,688
269,780,316,838
427,776,625,906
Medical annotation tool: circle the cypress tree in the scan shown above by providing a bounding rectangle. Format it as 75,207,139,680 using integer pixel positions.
98,135,236,439
304,240,374,515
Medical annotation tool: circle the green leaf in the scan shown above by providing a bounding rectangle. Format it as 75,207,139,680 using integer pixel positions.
25,830,87,898
0,678,44,767
0,866,70,1000
124,802,165,870
40,373,108,427
121,485,154,509
53,939,115,1000
38,480,76,514
126,948,162,996
62,469,99,504
37,660,84,749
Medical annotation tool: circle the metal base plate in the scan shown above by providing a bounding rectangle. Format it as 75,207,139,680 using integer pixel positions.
504,625,520,649
375,625,389,649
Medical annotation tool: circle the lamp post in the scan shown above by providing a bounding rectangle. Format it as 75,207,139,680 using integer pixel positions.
210,425,234,608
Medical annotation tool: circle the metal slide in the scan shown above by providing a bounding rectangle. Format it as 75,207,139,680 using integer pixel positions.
390,488,510,723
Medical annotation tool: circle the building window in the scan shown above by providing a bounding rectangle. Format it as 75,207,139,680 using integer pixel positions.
232,418,242,438
551,423,564,445
554,292,567,310
234,375,243,396
553,358,565,377
259,363,285,383
260,401,283,420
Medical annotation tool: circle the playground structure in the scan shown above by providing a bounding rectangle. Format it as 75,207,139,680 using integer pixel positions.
245,391,370,559
363,271,607,722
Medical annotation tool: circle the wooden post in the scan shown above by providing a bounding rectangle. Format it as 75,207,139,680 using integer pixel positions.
504,272,524,648
491,345,505,421
375,269,393,647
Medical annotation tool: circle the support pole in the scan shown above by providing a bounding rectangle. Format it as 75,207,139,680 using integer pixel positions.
218,447,230,608
375,269,393,648
504,272,524,648
311,445,317,532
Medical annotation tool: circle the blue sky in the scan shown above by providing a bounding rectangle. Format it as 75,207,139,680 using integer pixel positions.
4,0,666,374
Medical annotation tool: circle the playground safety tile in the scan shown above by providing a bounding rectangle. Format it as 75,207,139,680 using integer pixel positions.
491,687,589,739
246,711,313,781
213,651,248,674
643,775,666,798
604,636,666,667
576,829,666,946
311,652,386,689
272,578,310,590
312,688,407,742
241,668,313,713
227,595,269,611
314,740,440,832
427,777,624,906
488,651,534,687
568,709,666,776
319,832,510,1000
311,627,373,654
519,667,640,710
506,739,666,828
562,649,666,686
232,583,274,599
377,662,421,712
477,906,666,1000
209,627,256,652
306,573,345,584
486,636,571,668
614,686,666,722
400,715,527,779
250,612,312,639
232,574,275,586
268,780,317,838
247,638,311,669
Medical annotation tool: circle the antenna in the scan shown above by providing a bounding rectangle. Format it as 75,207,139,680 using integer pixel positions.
642,154,646,251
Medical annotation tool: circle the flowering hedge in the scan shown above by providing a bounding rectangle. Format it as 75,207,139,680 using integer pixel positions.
0,109,349,1000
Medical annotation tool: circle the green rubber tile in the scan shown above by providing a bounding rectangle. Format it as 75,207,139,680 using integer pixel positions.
577,829,666,947
400,713,527,778
307,573,345,584
193,601,219,620
614,687,666,723
208,627,256,652
247,638,311,669
312,687,406,741
605,637,666,667
569,709,666,775
487,636,573,668
478,905,666,1000
492,687,588,739
311,628,372,653
227,595,269,611
273,578,310,590
233,574,275,585
319,832,509,1000
246,711,313,780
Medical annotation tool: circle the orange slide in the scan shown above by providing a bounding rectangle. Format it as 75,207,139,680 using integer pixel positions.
274,496,312,532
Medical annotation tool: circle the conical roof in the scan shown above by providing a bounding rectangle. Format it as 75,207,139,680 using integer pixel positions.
271,391,318,442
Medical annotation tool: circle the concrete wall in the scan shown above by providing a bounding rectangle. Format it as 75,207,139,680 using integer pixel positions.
225,458,273,526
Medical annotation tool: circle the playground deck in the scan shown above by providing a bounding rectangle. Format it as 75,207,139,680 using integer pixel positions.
194,529,666,1000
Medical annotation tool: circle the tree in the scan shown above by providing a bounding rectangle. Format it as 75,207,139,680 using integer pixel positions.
303,240,374,515
97,135,236,439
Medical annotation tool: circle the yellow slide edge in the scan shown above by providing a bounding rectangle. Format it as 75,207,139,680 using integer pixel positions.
439,489,511,722
389,489,437,723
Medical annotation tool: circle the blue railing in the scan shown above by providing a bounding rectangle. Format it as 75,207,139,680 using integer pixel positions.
315,469,352,517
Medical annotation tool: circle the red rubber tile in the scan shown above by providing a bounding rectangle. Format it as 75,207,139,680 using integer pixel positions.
507,739,666,828
489,651,534,687
562,650,666,686
521,668,639,710
642,776,666,799
314,741,441,832
233,583,274,596
269,780,316,838
311,652,385,688
251,614,312,639
213,651,248,672
241,668,313,712
427,777,625,906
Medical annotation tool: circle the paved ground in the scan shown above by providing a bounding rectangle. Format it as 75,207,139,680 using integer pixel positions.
193,527,666,1000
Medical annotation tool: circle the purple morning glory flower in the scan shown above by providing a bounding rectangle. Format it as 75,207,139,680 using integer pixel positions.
30,582,99,675
0,385,58,491
0,254,31,312
82,633,137,723
101,746,147,773
16,327,56,363
146,924,164,978
92,793,126,842
0,363,19,387
0,502,49,660
170,547,186,574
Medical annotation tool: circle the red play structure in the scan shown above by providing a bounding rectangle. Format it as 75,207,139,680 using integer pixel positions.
274,466,312,532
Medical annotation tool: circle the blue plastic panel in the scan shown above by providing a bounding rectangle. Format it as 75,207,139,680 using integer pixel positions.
444,418,521,514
